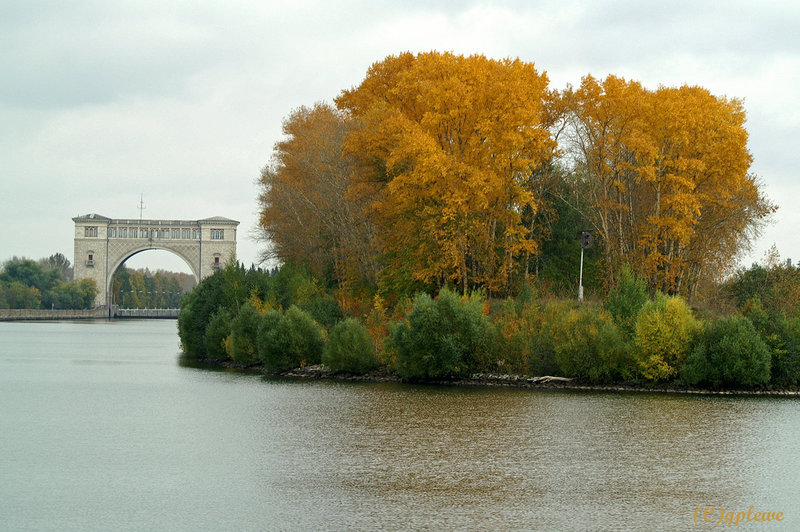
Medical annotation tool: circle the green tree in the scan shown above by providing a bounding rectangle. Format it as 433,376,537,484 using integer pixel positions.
552,305,633,383
388,287,495,379
682,316,771,388
0,259,60,297
323,318,378,374
205,308,233,361
0,281,41,309
229,301,262,365
605,266,649,339
258,306,324,372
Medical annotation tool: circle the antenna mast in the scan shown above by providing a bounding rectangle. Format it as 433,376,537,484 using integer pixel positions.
138,193,146,223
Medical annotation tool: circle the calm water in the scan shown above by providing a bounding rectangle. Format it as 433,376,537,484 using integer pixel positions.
0,320,797,531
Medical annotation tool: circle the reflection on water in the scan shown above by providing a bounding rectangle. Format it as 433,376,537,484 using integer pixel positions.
0,320,797,530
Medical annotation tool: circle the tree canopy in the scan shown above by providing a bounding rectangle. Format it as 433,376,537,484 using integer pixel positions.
256,51,774,302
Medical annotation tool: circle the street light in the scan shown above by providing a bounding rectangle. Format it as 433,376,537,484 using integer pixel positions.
578,231,593,302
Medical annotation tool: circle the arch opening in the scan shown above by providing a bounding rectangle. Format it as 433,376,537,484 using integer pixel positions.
109,248,198,309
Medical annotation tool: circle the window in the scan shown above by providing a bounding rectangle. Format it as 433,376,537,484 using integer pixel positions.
160,228,169,239
108,227,116,238
86,253,94,266
210,229,224,240
120,227,127,238
171,228,180,239
84,226,98,237
151,229,158,239
192,229,199,239
181,228,190,239
130,227,138,238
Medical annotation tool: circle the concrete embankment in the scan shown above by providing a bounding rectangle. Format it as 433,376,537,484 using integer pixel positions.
0,308,110,321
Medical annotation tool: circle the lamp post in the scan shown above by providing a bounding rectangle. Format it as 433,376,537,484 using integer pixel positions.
579,232,593,302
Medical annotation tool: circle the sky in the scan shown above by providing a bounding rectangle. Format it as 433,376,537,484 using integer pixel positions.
1,0,799,274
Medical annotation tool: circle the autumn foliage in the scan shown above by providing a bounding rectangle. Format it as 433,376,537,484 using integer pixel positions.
337,52,556,295
256,52,772,304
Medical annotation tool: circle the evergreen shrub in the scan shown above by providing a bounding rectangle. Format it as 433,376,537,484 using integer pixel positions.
605,266,648,339
388,288,494,379
258,306,324,372
681,316,771,388
323,318,378,374
742,298,800,387
229,302,262,365
205,307,233,361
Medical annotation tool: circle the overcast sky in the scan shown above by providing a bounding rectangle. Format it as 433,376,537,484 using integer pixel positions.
2,0,798,274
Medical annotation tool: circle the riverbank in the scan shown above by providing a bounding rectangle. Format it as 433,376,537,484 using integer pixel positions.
204,360,800,397
0,307,109,321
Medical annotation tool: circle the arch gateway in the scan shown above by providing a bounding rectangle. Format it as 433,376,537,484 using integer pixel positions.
73,214,239,308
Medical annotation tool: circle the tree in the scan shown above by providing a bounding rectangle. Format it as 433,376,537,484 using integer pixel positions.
0,259,61,295
39,253,73,282
563,76,773,297
0,281,41,309
336,51,557,296
257,103,378,290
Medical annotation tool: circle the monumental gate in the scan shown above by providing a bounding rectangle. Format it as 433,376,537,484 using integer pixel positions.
73,214,239,308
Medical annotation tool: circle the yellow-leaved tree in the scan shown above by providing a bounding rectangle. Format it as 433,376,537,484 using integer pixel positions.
564,76,773,297
257,103,378,291
336,51,557,295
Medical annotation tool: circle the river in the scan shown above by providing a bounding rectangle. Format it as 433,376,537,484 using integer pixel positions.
0,320,797,530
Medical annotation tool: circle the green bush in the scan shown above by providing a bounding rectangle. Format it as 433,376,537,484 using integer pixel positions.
605,266,649,339
205,307,233,361
229,302,262,365
742,298,800,387
388,287,494,380
551,305,634,383
258,306,324,372
634,294,699,381
529,300,571,376
323,318,378,374
178,272,227,356
492,299,534,376
681,316,771,388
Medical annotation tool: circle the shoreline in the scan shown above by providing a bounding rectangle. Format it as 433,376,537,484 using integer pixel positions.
202,360,800,398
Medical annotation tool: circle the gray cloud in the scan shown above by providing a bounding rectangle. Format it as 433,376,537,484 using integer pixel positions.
1,0,799,269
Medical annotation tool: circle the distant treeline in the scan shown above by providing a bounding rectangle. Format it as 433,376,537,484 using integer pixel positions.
0,254,95,309
111,266,195,309
0,253,199,310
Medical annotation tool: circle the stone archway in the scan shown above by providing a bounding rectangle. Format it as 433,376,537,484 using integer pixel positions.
73,214,239,308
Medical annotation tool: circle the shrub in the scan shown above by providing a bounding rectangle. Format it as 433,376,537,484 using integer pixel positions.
258,306,324,372
634,294,700,381
492,299,534,376
388,287,494,380
229,302,262,365
323,318,378,374
178,272,227,356
205,307,233,361
742,298,800,387
681,316,771,388
605,266,649,339
551,305,634,383
529,300,571,376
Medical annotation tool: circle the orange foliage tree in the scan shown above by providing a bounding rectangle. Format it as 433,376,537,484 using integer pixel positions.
336,51,557,296
564,75,773,297
257,103,378,290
